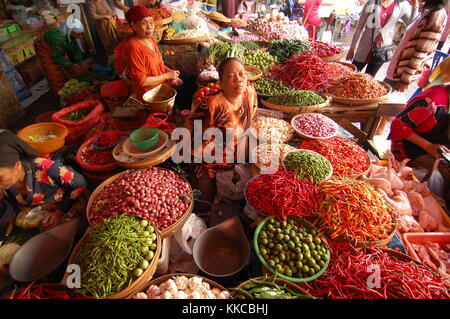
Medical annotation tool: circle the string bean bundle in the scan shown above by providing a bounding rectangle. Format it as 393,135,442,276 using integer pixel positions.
74,215,158,298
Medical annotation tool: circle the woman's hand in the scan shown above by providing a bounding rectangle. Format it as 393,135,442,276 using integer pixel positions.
170,78,183,86
423,143,447,159
42,210,64,230
165,70,180,81
397,82,409,92
346,48,355,61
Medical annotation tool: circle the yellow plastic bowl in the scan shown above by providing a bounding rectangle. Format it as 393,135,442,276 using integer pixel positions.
18,122,68,154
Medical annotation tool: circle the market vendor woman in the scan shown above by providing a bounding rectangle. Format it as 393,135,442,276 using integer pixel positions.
183,58,258,211
114,5,182,102
43,17,90,76
0,130,86,275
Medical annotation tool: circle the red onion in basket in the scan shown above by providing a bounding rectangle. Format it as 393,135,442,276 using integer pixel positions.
90,167,192,231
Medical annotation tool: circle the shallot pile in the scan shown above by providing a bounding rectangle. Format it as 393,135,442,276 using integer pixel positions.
90,168,192,230
292,113,337,139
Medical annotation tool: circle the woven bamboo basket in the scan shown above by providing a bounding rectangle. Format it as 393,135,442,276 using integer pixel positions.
155,15,173,26
163,35,209,45
260,96,331,114
244,65,262,81
353,223,398,249
291,113,338,140
126,273,230,299
321,51,345,62
327,81,392,106
234,276,310,298
206,12,231,23
112,139,177,169
86,168,194,239
66,223,162,299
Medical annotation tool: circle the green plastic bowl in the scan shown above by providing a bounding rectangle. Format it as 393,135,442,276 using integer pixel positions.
129,127,159,151
253,215,330,283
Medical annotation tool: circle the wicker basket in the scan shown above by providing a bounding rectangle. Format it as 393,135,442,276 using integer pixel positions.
260,96,331,114
206,12,231,23
234,276,310,298
353,224,398,249
321,51,345,62
327,82,392,106
244,65,262,81
126,273,230,299
155,15,173,26
291,113,338,140
163,35,209,45
86,168,194,239
66,224,162,299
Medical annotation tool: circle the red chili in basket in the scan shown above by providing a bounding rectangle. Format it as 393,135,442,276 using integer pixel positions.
300,137,370,176
269,51,333,91
328,73,388,99
245,169,321,221
299,241,450,299
323,62,354,81
309,41,343,57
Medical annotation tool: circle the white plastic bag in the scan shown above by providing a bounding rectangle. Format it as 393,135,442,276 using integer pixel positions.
427,159,445,198
321,30,332,44
215,164,252,201
173,213,207,255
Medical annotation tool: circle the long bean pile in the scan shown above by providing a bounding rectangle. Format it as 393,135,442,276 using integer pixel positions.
283,150,332,183
328,73,389,99
267,90,325,107
300,137,370,176
74,215,158,298
299,241,450,299
245,169,320,220
316,177,397,244
269,39,313,62
270,51,332,91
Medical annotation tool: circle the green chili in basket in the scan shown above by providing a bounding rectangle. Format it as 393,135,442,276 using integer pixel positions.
283,150,332,183
267,90,325,107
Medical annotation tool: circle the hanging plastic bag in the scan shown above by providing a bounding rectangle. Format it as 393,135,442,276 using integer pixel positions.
215,164,252,201
173,213,207,255
427,159,445,198
321,30,332,44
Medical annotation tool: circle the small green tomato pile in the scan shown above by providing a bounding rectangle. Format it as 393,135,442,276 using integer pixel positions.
58,79,90,97
267,90,325,107
253,77,291,96
257,216,329,279
243,50,279,71
74,215,158,298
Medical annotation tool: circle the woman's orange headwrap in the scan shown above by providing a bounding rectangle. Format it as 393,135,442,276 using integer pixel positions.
125,5,153,24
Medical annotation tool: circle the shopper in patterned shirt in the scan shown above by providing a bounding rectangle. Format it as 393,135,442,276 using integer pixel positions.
0,130,86,231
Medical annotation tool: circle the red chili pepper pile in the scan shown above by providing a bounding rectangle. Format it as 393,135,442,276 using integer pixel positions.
328,73,388,99
323,62,354,81
93,131,125,149
81,146,114,165
300,137,370,176
9,282,86,299
269,51,332,91
299,241,450,299
316,176,397,243
245,169,320,221
309,41,343,57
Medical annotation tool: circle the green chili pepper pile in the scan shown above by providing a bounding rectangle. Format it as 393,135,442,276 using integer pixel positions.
61,108,92,122
283,150,332,183
269,39,313,62
231,275,315,299
253,77,291,96
74,215,158,298
267,90,325,107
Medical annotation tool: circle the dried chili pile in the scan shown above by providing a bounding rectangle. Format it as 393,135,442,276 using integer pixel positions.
8,282,86,299
328,73,388,99
323,62,354,81
300,137,370,176
299,241,450,299
309,41,343,57
269,51,332,91
316,176,397,243
245,169,320,221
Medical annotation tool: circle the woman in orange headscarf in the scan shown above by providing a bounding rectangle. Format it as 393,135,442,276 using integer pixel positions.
114,5,182,102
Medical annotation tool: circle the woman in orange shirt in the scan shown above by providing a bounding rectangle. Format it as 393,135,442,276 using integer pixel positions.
114,5,182,102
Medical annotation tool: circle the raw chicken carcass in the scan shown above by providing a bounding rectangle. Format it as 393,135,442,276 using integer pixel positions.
365,177,393,197
413,244,439,272
418,210,439,232
387,168,405,190
397,159,414,179
406,191,425,216
398,215,424,233
379,189,412,216
423,195,444,225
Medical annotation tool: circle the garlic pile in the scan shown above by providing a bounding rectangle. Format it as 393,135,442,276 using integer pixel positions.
132,276,231,299
251,116,295,143
168,29,208,40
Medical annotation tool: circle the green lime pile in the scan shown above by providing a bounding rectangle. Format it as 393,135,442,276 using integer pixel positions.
243,50,279,71
257,216,329,279
253,77,290,96
58,79,90,96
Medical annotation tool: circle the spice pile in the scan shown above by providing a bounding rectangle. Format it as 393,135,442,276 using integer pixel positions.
292,113,337,139
267,90,325,107
90,168,192,231
300,137,370,176
253,142,297,170
245,169,320,220
328,73,389,99
251,116,294,143
323,62,355,81
270,51,332,91
299,241,450,299
309,41,343,58
74,215,158,298
230,33,262,42
247,19,308,41
316,177,397,244
167,29,207,40
283,150,332,183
